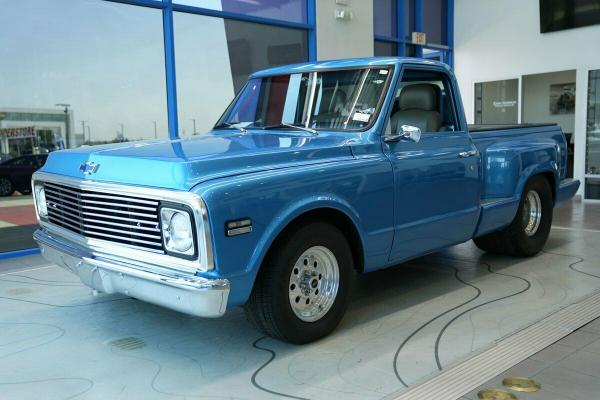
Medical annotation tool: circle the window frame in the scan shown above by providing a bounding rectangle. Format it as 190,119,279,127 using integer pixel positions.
106,0,317,140
383,64,463,135
373,0,454,67
216,65,396,133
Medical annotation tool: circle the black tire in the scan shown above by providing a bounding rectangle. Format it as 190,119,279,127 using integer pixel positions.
0,177,14,197
473,175,553,257
244,221,354,344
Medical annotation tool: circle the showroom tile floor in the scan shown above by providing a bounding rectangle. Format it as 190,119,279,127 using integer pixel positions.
459,318,600,400
0,200,599,400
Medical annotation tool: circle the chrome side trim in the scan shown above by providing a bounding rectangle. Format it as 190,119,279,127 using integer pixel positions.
35,229,229,318
33,171,215,273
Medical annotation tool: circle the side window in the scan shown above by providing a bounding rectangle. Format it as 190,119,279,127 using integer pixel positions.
387,69,458,134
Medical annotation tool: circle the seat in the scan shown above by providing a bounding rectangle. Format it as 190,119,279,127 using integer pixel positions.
390,84,442,133
314,88,347,127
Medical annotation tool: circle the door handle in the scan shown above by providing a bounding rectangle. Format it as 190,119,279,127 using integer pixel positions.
458,150,478,158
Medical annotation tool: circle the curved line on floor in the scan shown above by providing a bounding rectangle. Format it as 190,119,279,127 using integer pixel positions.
109,346,249,400
0,277,80,287
0,322,66,360
2,273,80,284
0,377,94,400
433,260,531,370
251,337,310,400
0,295,130,308
543,251,597,279
393,266,482,388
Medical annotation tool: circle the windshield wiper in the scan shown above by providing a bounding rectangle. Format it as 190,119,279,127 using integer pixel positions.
262,123,317,135
213,122,247,134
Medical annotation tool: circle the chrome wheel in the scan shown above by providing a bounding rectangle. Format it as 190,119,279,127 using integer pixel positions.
0,178,12,197
523,189,542,236
288,245,340,322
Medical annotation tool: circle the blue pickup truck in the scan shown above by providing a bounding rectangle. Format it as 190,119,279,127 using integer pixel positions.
32,57,579,343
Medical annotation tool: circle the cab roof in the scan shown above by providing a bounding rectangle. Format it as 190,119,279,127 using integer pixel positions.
250,57,450,78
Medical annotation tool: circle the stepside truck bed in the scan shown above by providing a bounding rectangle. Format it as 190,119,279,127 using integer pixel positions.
468,123,578,237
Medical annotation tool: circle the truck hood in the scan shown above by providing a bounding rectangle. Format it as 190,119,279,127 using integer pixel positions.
40,132,354,191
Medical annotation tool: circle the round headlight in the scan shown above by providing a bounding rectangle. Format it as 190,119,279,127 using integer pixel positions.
34,184,48,218
161,208,195,256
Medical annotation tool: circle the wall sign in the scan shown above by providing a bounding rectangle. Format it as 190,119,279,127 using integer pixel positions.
412,32,427,45
0,126,35,138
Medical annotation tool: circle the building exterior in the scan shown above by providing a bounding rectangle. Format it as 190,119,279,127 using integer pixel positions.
454,0,600,200
0,108,68,160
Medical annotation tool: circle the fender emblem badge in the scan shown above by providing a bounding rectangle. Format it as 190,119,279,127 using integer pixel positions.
79,162,100,175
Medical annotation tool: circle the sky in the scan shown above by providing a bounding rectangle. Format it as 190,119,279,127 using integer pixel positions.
0,0,235,142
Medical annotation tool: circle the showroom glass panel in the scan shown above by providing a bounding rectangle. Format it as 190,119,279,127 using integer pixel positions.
404,0,415,39
223,19,308,94
174,12,237,137
474,79,519,125
174,0,307,24
0,0,167,253
373,0,397,37
174,13,308,137
586,69,600,199
422,0,447,45
374,40,398,56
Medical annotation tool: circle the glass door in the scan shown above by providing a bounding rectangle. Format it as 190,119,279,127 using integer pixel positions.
585,69,600,199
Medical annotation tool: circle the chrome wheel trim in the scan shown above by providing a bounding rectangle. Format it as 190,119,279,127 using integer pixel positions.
523,190,542,236
288,245,340,323
0,178,12,196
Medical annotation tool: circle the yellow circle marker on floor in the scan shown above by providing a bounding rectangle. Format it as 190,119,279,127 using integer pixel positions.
502,376,541,392
477,389,518,400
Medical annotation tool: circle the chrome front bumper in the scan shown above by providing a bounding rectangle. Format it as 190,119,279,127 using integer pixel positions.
34,229,230,318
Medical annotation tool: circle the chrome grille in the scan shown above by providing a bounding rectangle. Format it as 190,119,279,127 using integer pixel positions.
43,182,164,252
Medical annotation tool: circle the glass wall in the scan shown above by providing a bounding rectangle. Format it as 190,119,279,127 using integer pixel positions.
0,0,168,146
0,0,314,255
586,70,600,199
174,0,307,24
373,0,452,65
422,0,447,45
474,79,519,125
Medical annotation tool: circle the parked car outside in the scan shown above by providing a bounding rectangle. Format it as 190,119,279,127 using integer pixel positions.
0,154,48,196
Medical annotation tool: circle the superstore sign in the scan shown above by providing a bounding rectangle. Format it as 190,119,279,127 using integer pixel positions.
0,126,35,138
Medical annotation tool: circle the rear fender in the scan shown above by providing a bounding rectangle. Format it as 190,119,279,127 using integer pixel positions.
483,139,559,201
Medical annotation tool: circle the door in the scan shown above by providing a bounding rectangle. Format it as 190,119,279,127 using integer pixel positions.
383,67,481,262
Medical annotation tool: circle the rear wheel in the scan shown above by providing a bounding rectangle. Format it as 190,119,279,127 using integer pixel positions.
244,221,353,344
473,176,553,257
0,177,13,197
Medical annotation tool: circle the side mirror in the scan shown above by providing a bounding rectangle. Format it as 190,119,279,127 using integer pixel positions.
383,125,422,143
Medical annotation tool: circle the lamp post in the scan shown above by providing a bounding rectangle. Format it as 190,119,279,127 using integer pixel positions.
55,103,71,148
191,118,197,135
153,120,157,139
80,120,86,145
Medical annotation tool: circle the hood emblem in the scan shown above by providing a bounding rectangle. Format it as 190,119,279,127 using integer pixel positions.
79,161,100,175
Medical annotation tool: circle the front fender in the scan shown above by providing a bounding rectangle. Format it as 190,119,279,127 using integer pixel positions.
194,157,394,307
248,194,365,273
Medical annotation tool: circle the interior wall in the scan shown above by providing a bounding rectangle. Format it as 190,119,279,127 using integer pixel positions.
454,0,600,196
316,0,374,60
522,70,576,134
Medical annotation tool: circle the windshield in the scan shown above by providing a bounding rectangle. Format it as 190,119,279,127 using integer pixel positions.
216,67,392,131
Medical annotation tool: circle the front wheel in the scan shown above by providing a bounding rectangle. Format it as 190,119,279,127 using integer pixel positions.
244,221,354,344
0,177,14,197
473,175,553,257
